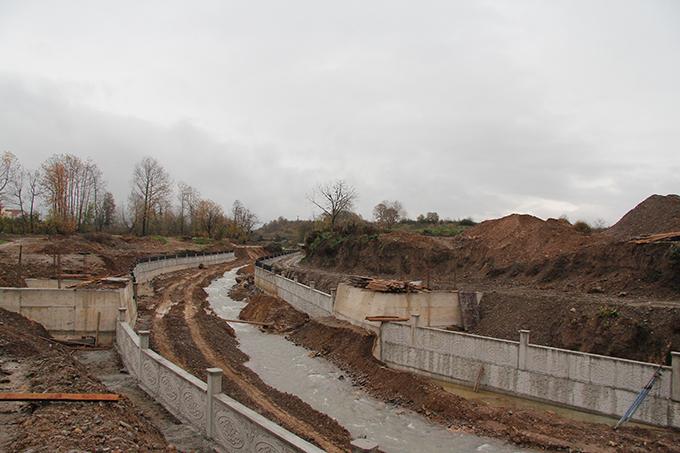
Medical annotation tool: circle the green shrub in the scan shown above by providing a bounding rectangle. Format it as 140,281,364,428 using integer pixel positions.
573,220,592,234
597,305,619,319
151,235,169,245
192,236,212,245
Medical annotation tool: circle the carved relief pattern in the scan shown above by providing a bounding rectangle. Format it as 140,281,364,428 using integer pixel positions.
254,435,283,453
159,368,180,410
214,410,245,449
141,355,160,391
180,384,206,424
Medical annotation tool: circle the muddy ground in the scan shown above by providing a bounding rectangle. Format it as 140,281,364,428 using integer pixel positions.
239,294,680,453
0,308,171,452
0,233,233,287
135,261,354,452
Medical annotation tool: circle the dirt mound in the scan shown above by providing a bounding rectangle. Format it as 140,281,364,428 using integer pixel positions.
460,214,589,266
0,309,170,452
240,294,309,332
302,199,680,297
606,194,680,240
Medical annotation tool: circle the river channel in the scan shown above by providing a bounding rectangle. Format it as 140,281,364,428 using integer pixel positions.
206,267,528,453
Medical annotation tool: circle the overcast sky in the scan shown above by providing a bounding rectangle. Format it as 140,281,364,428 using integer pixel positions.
1,0,678,224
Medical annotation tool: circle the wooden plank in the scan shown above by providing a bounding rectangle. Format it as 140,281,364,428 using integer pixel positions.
222,318,273,327
365,316,410,322
0,392,120,402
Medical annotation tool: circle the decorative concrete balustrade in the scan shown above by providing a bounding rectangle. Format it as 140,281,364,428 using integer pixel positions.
115,307,324,453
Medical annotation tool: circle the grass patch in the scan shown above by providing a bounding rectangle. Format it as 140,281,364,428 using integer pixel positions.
151,235,169,245
192,236,213,245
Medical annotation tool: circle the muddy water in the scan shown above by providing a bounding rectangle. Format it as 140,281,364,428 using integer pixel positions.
207,268,529,453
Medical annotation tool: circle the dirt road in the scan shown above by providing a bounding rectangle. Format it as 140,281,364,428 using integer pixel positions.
136,260,352,452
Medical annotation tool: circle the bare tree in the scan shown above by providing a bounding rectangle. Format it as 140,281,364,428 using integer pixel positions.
177,182,200,235
0,151,19,203
308,180,357,230
373,200,405,228
231,200,259,239
130,157,172,236
195,199,224,238
94,192,116,231
41,154,103,232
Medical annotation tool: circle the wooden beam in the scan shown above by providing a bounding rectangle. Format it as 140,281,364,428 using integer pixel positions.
222,318,273,327
0,392,120,402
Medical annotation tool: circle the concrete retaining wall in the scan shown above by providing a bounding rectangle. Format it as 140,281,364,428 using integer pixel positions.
254,260,680,428
116,317,323,452
381,322,680,428
0,282,134,345
133,252,235,283
254,266,333,317
0,251,234,345
334,283,460,332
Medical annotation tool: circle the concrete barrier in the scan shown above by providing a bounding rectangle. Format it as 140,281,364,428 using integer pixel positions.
0,251,234,345
116,314,323,452
0,281,134,345
334,283,460,332
381,322,680,428
254,261,680,428
133,252,235,284
254,266,333,317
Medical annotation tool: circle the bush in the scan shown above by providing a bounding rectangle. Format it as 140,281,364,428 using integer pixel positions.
192,236,212,245
597,305,619,319
264,242,283,254
573,220,592,234
83,232,115,245
458,217,476,226
151,235,169,245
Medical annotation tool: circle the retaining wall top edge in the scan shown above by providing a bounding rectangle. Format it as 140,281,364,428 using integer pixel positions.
528,342,673,370
419,326,520,346
214,394,324,452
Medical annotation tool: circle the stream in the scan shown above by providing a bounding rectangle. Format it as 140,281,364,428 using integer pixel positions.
206,267,528,453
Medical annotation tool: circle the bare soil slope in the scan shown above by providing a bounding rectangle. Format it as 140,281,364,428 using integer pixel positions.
605,194,680,240
0,308,170,452
0,233,233,286
303,195,680,298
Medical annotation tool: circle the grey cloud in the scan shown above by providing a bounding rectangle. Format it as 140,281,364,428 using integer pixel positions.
1,1,679,225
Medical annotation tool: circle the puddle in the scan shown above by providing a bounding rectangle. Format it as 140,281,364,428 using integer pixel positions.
206,267,530,453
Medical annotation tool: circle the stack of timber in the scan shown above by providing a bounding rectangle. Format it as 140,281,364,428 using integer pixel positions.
349,275,426,293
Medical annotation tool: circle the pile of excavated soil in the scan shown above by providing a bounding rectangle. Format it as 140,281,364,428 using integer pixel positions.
302,195,680,298
239,296,680,452
0,308,170,452
605,194,680,240
471,289,680,364
459,214,591,267
239,294,309,332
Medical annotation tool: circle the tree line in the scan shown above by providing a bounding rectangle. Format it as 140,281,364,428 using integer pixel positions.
0,151,257,240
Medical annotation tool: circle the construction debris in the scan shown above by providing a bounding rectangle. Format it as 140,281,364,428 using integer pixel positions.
0,392,120,402
349,275,426,293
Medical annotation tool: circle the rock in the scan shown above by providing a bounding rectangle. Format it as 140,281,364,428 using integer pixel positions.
587,286,604,294
119,420,133,430
617,291,627,297
569,307,576,313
